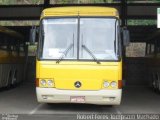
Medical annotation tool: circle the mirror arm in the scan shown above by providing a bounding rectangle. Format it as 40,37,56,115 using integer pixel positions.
29,26,37,45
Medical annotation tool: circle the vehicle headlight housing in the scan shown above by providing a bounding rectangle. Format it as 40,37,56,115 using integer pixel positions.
39,79,54,88
103,81,110,88
40,79,46,86
110,81,117,88
47,80,54,87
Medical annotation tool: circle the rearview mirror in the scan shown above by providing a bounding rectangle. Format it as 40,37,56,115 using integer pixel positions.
29,26,37,45
122,28,130,46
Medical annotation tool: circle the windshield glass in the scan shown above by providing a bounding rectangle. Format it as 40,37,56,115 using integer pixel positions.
79,18,118,60
42,18,78,59
40,18,119,61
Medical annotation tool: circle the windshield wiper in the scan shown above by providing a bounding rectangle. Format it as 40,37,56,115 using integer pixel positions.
56,44,73,64
82,45,101,64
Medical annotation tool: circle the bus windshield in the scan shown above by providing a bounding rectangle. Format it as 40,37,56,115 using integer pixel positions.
40,18,119,61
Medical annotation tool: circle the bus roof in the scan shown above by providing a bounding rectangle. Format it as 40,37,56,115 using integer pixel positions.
0,26,24,40
41,6,119,19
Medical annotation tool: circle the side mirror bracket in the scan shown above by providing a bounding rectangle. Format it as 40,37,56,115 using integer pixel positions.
29,26,37,45
122,27,130,46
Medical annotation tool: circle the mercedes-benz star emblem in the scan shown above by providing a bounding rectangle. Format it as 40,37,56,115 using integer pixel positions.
74,81,81,88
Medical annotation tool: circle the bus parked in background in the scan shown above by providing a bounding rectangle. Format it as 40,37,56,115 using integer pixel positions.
32,6,129,105
0,26,27,88
145,31,160,92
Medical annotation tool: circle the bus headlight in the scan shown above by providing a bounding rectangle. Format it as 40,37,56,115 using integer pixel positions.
103,81,110,88
40,79,46,86
110,81,117,88
47,80,54,87
39,79,54,88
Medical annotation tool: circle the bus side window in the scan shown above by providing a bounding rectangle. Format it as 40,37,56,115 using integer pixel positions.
0,35,10,51
14,39,20,56
17,41,20,56
10,38,16,53
0,34,5,50
7,36,12,52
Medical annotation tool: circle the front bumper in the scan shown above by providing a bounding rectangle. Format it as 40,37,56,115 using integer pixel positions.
36,87,122,105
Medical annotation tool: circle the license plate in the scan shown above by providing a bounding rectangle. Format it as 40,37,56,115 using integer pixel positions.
70,96,85,103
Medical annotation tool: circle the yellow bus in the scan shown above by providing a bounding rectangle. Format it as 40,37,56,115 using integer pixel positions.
0,26,26,88
34,6,129,105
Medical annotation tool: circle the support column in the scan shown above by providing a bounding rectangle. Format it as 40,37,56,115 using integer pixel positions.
44,0,50,9
121,0,127,27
